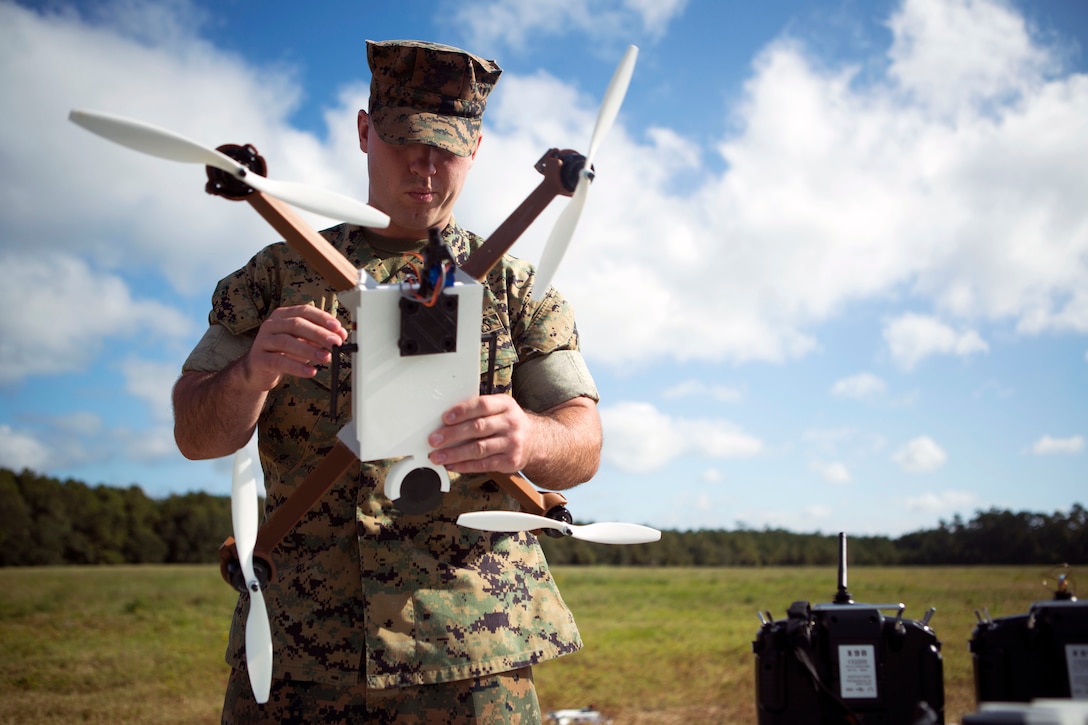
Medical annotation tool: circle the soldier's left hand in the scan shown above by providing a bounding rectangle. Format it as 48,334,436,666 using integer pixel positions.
426,395,536,474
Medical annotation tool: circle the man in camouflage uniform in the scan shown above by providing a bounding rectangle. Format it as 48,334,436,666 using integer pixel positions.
172,40,602,723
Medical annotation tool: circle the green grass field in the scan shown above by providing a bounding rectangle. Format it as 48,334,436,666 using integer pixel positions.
0,565,1058,723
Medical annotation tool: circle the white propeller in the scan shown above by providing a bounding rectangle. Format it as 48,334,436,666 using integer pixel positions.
68,109,390,229
457,510,661,545
230,449,273,704
531,44,638,301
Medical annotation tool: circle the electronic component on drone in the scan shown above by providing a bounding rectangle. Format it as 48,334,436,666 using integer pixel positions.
398,228,459,356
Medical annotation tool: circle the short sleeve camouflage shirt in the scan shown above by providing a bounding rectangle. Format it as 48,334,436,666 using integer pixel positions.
201,220,592,689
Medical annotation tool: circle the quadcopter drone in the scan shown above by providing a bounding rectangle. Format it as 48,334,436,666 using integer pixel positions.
70,45,660,703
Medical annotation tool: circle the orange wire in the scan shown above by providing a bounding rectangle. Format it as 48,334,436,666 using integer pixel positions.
400,257,449,307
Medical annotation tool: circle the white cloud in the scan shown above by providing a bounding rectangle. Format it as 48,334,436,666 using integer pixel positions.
904,489,977,512
0,424,51,472
0,408,189,474
887,0,1055,117
112,424,182,464
973,378,1014,399
461,0,1088,370
623,0,689,34
0,0,355,296
0,253,194,385
661,379,743,403
802,504,833,522
4,0,1085,380
53,412,106,439
804,427,887,458
893,435,948,473
453,0,688,53
1030,435,1084,456
700,468,723,483
883,313,989,370
831,373,887,399
811,460,852,484
599,401,762,472
123,358,184,423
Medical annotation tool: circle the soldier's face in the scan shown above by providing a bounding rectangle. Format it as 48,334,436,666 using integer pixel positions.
358,111,479,240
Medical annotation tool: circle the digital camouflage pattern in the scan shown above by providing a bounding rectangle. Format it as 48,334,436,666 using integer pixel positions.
367,40,502,157
222,665,540,724
188,221,594,691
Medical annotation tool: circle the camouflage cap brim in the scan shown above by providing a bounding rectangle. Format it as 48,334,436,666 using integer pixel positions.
369,104,482,158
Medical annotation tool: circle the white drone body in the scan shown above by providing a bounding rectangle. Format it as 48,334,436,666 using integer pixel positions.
336,269,483,505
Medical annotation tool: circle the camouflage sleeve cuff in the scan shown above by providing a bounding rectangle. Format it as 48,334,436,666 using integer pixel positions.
181,324,254,373
513,350,599,413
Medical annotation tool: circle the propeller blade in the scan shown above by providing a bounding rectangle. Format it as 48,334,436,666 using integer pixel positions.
245,174,390,228
69,109,243,173
68,109,390,229
529,45,638,301
245,587,273,704
585,44,638,169
231,449,273,704
457,510,661,545
530,173,589,301
231,450,260,568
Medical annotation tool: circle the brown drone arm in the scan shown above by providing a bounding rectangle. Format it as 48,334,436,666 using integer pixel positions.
459,149,578,281
217,441,355,588
490,472,568,517
461,149,585,518
218,536,279,589
255,440,357,557
246,192,360,292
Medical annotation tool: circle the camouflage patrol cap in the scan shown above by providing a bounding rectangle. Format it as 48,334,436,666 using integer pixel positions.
367,40,502,157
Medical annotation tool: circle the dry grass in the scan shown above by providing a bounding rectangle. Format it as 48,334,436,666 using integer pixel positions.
0,565,1056,723
534,566,1053,724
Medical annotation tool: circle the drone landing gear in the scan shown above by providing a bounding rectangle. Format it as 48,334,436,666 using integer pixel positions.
386,457,449,515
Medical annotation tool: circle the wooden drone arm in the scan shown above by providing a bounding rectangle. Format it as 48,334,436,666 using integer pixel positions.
218,466,566,589
217,441,355,588
254,449,567,551
246,192,360,292
459,149,578,281
223,449,563,585
254,440,357,557
490,472,568,516
462,150,581,521
246,148,581,288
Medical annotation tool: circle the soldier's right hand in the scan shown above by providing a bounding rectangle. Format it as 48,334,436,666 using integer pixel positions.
239,305,348,391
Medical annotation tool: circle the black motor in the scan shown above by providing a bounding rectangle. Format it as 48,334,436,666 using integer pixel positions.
753,533,945,724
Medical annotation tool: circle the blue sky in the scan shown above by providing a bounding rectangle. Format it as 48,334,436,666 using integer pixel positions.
1,0,1085,536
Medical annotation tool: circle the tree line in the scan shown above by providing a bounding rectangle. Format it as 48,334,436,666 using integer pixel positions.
0,468,231,566
539,505,1088,567
1,467,1085,568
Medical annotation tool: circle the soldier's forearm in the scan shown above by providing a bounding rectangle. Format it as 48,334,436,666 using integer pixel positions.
172,362,265,460
521,396,601,490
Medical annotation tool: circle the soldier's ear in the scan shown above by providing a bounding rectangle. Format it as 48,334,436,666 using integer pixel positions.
357,110,371,153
